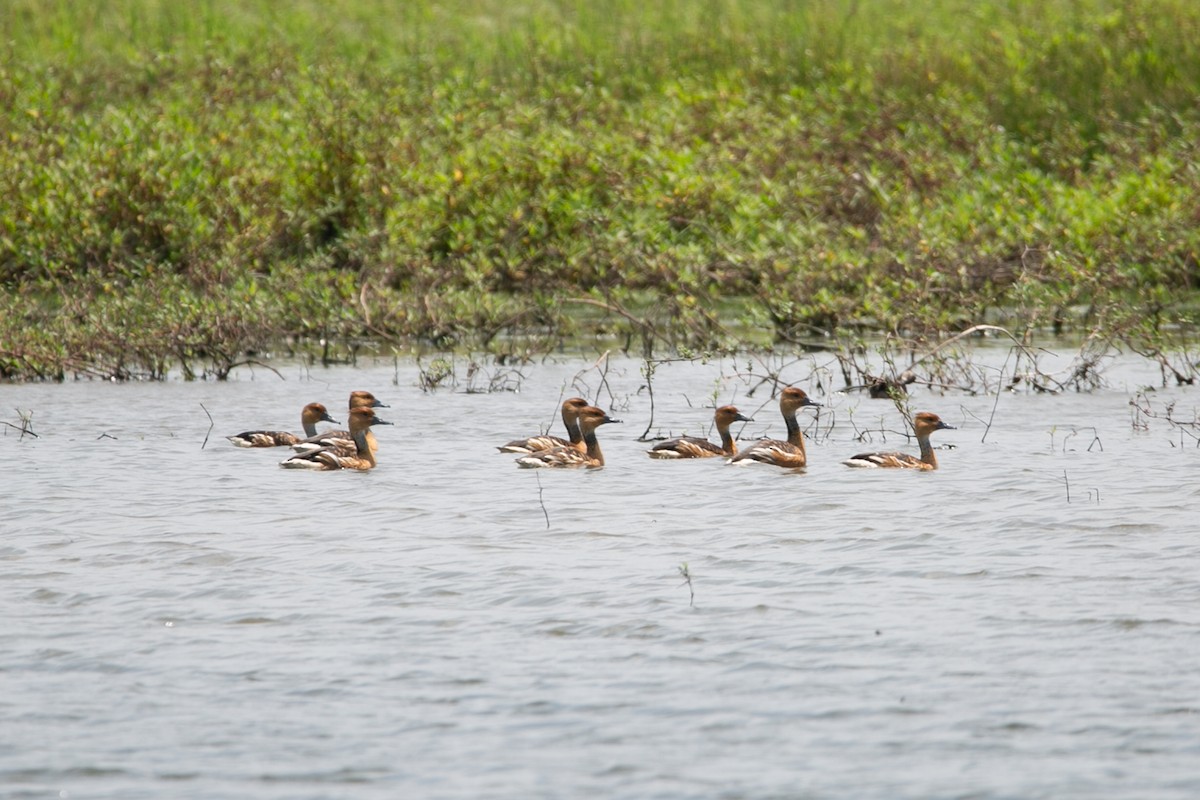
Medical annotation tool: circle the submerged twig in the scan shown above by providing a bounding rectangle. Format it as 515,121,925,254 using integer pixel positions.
639,357,658,441
980,346,1018,443
200,402,214,450
1129,391,1200,447
678,562,695,607
221,359,284,381
910,324,1039,369
570,349,614,407
2,408,38,439
535,471,550,529
1062,427,1103,453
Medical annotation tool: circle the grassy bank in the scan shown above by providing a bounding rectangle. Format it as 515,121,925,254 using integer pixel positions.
2,0,1199,380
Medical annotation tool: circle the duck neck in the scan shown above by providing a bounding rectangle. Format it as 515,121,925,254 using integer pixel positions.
916,434,937,468
565,417,582,445
353,428,377,466
717,424,736,455
784,412,806,456
302,418,320,437
583,429,604,466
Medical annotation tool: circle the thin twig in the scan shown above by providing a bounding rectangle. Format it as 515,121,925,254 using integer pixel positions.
2,418,39,439
225,359,285,380
678,563,694,607
16,408,37,439
908,324,1040,370
595,350,615,408
980,347,1015,443
200,403,215,450
639,357,657,441
535,471,550,529
571,349,618,408
1062,470,1071,504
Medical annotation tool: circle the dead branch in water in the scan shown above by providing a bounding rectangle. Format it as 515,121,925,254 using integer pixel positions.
911,324,1039,368
832,325,1107,398
1125,342,1198,387
1129,391,1200,447
213,358,284,382
638,357,658,441
571,350,629,413
416,355,456,392
976,347,1017,443
200,403,214,449
735,353,812,398
634,354,721,441
463,360,526,394
678,563,695,608
1061,427,1103,453
535,472,550,529
2,408,38,439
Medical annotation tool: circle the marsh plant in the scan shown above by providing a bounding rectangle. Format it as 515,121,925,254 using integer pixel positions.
2,0,1199,381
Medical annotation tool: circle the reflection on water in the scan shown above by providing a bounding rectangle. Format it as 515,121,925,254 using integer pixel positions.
3,351,1200,799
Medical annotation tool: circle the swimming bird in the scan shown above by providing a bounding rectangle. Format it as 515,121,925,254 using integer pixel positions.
868,371,918,399
647,405,752,459
728,387,821,468
291,390,390,456
843,411,955,470
498,397,590,454
226,402,339,448
279,407,393,471
515,406,620,468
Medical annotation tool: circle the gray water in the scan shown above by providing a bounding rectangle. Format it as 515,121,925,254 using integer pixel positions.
3,349,1199,799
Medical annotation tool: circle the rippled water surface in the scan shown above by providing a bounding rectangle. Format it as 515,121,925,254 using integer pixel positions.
3,350,1200,799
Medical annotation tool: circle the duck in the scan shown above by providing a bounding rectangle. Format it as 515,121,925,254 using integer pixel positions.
515,406,620,468
728,387,821,468
647,405,753,459
868,371,918,399
279,407,393,471
226,402,340,448
498,397,590,454
843,411,955,470
290,390,390,456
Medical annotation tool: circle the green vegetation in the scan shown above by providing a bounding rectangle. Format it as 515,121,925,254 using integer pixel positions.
2,0,1199,380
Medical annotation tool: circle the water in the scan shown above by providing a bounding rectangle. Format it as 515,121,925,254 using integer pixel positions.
3,350,1199,799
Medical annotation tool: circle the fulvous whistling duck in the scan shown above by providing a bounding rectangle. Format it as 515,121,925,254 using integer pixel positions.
843,411,955,470
226,402,339,448
279,407,393,471
728,387,821,468
868,371,917,399
498,397,590,454
515,406,620,468
291,390,390,456
647,405,752,459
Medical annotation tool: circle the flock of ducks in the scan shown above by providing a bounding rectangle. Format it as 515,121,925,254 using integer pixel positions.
227,390,393,470
228,389,955,472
